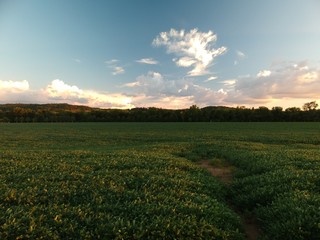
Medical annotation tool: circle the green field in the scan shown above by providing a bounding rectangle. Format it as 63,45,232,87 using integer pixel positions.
0,123,319,239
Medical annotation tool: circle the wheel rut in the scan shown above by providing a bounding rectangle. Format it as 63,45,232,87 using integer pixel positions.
198,160,260,240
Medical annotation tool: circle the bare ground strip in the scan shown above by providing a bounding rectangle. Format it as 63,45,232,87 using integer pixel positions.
198,160,260,240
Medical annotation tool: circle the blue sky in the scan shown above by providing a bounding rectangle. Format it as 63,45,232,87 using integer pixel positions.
1,0,320,109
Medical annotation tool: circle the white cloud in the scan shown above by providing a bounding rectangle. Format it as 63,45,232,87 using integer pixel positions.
131,95,194,109
120,61,317,109
234,50,247,65
257,70,272,77
112,66,125,75
123,81,141,87
3,61,319,110
225,61,320,107
125,71,179,96
136,58,159,65
105,59,125,75
236,50,246,58
45,79,83,99
152,28,227,76
0,80,47,104
0,80,29,92
174,57,197,67
222,79,237,86
45,79,134,109
124,71,228,108
204,76,218,82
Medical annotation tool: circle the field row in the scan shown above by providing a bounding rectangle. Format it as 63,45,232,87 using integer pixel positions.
181,124,320,239
0,123,319,239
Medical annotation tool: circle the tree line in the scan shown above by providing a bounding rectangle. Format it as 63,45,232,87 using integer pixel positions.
0,102,319,123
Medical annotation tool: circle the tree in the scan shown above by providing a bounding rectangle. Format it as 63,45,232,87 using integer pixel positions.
302,101,318,111
285,107,301,112
271,106,283,121
186,105,202,121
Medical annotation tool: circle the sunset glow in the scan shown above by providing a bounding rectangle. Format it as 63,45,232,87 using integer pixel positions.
0,0,319,109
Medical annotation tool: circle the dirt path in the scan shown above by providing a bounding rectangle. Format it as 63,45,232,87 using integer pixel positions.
199,160,233,185
199,160,260,240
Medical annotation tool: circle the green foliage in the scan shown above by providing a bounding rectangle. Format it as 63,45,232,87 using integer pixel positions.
1,122,320,239
0,123,245,239
257,190,320,240
180,122,320,239
303,101,318,111
1,103,320,122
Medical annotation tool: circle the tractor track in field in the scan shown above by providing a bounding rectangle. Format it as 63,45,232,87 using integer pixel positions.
199,160,260,240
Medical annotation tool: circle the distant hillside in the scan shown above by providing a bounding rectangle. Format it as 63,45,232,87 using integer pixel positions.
0,103,95,112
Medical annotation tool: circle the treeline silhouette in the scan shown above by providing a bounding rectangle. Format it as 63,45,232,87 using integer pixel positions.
0,103,319,122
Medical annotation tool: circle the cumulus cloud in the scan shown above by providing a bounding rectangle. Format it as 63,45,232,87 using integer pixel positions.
152,28,227,76
136,58,159,65
3,60,318,110
124,71,227,108
0,80,29,92
45,79,134,109
0,80,47,104
105,59,125,75
125,71,181,96
226,61,320,106
45,79,84,101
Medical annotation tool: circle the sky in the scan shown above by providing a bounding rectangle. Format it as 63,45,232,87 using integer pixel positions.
0,0,320,109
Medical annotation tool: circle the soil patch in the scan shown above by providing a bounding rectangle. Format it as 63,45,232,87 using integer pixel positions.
199,160,233,185
198,160,260,240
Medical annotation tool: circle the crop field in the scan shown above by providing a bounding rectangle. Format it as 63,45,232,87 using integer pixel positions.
0,123,319,239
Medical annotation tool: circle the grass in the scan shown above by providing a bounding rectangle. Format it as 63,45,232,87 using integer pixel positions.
0,123,244,239
179,123,320,240
0,122,319,239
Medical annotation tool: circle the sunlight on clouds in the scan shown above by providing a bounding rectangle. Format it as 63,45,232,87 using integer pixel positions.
3,60,319,110
45,80,134,109
123,81,141,87
222,79,236,86
174,57,197,67
123,71,228,108
47,79,82,97
226,61,320,107
152,28,227,76
155,96,194,109
204,76,218,82
132,95,194,109
0,80,32,104
297,72,318,83
0,80,29,92
87,91,133,109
